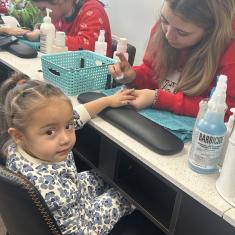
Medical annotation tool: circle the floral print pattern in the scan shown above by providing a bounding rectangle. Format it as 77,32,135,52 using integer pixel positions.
54,0,112,56
6,145,134,235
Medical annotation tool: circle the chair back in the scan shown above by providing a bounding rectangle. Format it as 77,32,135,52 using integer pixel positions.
0,165,62,235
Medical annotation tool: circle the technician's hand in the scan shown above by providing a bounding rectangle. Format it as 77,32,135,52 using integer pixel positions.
0,27,30,36
109,52,136,84
108,88,136,107
129,89,156,109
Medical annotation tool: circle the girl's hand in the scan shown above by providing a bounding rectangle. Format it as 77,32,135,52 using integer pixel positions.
129,89,156,109
108,88,136,107
108,53,136,84
83,88,136,118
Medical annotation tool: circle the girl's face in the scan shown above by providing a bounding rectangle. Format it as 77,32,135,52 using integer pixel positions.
160,2,205,49
19,98,76,162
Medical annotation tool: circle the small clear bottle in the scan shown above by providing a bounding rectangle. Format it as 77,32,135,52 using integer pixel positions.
113,37,129,62
195,99,208,127
113,37,129,81
95,30,107,56
189,98,208,156
188,75,227,174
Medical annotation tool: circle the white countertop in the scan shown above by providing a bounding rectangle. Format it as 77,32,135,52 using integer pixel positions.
0,50,234,226
224,209,235,227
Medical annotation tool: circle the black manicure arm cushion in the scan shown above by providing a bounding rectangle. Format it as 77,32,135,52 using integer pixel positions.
77,92,184,155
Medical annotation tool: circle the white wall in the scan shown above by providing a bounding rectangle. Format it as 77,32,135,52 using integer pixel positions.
105,0,163,65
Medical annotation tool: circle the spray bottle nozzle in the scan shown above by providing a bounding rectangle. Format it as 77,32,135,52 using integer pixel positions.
208,74,228,113
46,8,52,17
98,30,105,42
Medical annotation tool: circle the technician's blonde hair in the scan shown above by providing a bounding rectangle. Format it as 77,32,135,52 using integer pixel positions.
149,0,235,96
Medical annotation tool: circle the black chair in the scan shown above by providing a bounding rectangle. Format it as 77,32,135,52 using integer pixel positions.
0,164,162,235
0,165,62,235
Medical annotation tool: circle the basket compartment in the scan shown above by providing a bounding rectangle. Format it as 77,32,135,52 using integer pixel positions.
41,50,114,96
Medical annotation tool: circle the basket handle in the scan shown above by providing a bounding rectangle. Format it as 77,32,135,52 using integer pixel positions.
48,68,60,76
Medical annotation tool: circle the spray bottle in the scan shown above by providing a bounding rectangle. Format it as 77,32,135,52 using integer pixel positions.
113,37,129,62
113,37,129,81
188,75,227,174
40,8,55,54
95,30,107,56
189,98,208,156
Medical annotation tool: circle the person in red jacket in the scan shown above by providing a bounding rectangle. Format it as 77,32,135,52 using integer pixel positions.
29,0,112,56
109,0,235,121
11,0,111,56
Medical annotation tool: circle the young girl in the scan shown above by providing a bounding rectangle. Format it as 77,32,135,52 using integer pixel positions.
109,0,235,121
0,73,135,235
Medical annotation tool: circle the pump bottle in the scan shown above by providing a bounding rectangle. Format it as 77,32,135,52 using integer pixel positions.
40,8,55,54
95,30,107,56
188,75,227,174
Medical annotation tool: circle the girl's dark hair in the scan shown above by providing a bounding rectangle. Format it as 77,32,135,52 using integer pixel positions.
0,73,70,162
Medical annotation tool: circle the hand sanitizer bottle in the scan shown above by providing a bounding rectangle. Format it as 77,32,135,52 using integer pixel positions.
95,30,107,56
188,75,227,174
40,8,55,54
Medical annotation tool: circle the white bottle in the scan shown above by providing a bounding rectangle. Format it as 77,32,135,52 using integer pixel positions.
189,98,208,156
51,31,68,53
113,37,129,62
216,119,235,206
219,108,235,166
113,38,129,81
95,30,107,56
40,8,56,54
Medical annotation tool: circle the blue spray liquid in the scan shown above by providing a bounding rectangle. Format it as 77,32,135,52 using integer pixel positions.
189,74,227,174
189,111,226,174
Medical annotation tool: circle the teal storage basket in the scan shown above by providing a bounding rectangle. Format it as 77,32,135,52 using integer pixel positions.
41,50,114,96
